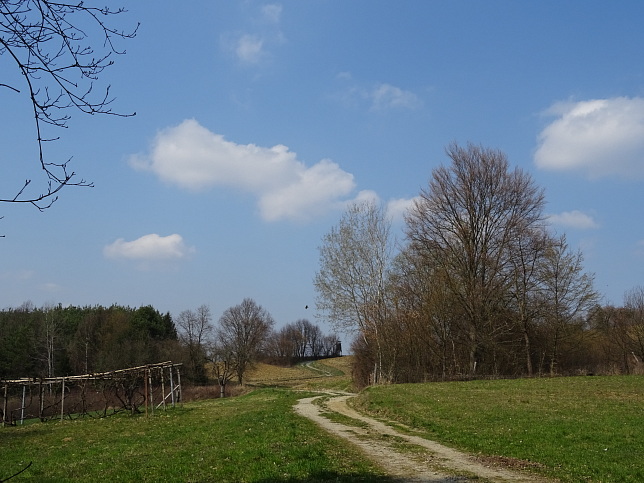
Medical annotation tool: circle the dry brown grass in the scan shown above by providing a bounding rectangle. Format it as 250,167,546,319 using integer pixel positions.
246,356,355,390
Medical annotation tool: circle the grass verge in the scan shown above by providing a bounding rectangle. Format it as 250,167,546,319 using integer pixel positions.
1,388,392,482
353,375,644,482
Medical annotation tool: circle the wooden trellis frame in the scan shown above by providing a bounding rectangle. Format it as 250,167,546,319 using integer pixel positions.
1,361,182,426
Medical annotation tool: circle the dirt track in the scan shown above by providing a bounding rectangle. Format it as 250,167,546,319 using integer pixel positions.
294,393,553,483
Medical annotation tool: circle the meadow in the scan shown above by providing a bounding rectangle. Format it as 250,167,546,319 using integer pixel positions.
0,388,390,482
1,359,642,482
354,375,644,482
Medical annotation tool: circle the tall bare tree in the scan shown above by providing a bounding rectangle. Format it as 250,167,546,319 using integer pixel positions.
176,305,213,383
0,1,137,211
405,143,546,375
537,234,598,375
314,199,394,383
624,287,644,367
508,227,554,375
217,298,274,385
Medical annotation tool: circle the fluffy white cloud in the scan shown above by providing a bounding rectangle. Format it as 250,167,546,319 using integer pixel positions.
104,234,194,261
259,159,356,222
535,97,644,178
130,119,357,222
547,210,599,230
386,197,419,222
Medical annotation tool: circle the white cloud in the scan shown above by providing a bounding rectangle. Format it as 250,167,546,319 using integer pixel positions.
547,210,599,230
386,197,419,222
336,192,417,223
40,282,62,293
636,240,644,257
261,4,282,23
333,75,421,112
535,97,644,178
221,4,285,65
259,159,356,222
130,119,358,222
235,34,264,63
104,234,194,261
370,83,422,111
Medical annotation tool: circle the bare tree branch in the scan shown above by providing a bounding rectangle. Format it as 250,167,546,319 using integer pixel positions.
0,0,138,211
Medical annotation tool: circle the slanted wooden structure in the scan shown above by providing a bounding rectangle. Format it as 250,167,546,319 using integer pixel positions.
1,361,182,426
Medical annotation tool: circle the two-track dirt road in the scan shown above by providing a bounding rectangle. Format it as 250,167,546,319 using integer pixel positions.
295,392,553,483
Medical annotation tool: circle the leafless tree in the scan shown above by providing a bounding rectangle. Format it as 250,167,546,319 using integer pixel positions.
314,199,394,383
537,234,598,375
0,1,138,211
405,143,547,375
176,305,213,383
507,227,554,375
217,298,274,385
624,287,644,367
211,343,236,398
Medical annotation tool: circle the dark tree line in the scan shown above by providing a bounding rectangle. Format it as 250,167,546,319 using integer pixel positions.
0,299,340,395
264,318,341,364
0,303,177,380
316,143,642,387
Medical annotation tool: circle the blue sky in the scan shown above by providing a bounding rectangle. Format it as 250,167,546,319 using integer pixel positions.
2,1,644,338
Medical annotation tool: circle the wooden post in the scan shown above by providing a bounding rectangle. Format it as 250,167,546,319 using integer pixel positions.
144,368,148,418
169,367,176,407
175,366,182,403
2,384,7,427
60,378,65,422
20,385,26,425
148,367,154,415
39,381,44,422
160,366,166,410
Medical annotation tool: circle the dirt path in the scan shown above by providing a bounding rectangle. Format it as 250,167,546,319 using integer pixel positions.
294,393,552,483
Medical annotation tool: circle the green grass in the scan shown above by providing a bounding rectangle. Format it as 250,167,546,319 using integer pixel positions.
4,365,643,482
1,388,393,482
299,362,354,392
353,375,644,482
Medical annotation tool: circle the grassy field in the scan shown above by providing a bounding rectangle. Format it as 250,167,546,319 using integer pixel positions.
353,375,644,482
2,359,643,482
0,387,391,482
246,357,354,392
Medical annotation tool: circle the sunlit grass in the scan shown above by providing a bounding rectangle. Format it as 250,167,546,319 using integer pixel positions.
1,388,392,482
353,375,644,482
246,356,355,392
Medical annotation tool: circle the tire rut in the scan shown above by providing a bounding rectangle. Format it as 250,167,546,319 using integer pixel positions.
294,393,553,483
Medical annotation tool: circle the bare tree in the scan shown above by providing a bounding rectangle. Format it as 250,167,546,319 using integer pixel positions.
314,199,394,383
41,303,59,378
211,343,236,398
508,227,554,375
624,287,644,366
0,1,138,211
405,143,546,375
176,305,213,383
217,298,274,385
537,234,598,375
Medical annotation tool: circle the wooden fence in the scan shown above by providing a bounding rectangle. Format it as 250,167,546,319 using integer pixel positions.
1,361,182,426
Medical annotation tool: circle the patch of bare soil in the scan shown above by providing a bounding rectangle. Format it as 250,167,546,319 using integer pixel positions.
294,393,554,483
